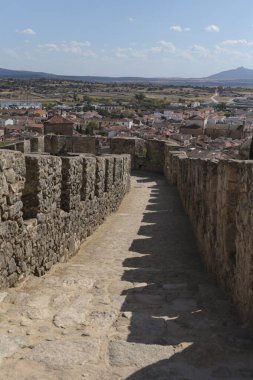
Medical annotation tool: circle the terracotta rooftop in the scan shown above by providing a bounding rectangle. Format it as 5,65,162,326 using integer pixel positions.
27,123,44,129
44,115,74,125
188,115,205,120
182,124,202,129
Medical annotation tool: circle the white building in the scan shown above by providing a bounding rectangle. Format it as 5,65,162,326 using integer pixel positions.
4,118,14,126
191,102,201,108
116,119,133,129
185,115,207,128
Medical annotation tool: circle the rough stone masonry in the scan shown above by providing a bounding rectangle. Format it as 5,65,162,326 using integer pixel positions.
0,149,131,289
109,136,253,324
1,134,253,324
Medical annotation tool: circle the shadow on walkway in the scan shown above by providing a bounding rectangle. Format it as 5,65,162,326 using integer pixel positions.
121,172,253,379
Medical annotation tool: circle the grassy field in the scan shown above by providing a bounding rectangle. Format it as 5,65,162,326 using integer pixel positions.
1,79,251,108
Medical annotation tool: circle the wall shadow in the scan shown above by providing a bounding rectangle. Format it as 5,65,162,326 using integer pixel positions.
121,172,253,379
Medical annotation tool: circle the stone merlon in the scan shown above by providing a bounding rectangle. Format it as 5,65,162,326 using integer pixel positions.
0,134,253,324
0,148,131,288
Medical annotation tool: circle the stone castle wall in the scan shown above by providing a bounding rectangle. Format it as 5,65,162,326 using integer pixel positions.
109,137,170,172
1,135,96,156
1,134,253,322
44,135,96,155
1,136,172,167
0,149,130,289
164,147,253,323
108,137,253,322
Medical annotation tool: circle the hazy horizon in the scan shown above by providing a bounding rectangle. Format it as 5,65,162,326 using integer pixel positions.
2,65,253,80
1,0,253,77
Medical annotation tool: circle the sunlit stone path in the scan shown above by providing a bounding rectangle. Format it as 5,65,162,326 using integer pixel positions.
0,172,252,380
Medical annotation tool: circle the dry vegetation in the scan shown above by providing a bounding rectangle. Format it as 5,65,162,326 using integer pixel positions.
0,79,251,109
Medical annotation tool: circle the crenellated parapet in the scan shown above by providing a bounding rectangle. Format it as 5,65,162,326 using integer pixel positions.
110,137,177,172
164,149,253,323
1,134,253,323
108,136,253,322
0,149,131,288
1,135,97,156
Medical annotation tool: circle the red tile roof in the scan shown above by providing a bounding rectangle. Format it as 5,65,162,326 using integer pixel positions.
44,115,74,125
27,123,44,129
188,115,205,120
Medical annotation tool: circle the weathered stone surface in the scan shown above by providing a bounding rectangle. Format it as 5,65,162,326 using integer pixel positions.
61,156,83,211
0,149,130,289
0,335,26,364
109,341,175,367
164,148,253,323
44,135,96,155
88,310,117,331
0,173,252,379
21,294,52,320
53,294,92,328
28,340,101,369
110,137,178,172
0,135,253,378
53,308,87,328
61,275,94,290
0,292,7,303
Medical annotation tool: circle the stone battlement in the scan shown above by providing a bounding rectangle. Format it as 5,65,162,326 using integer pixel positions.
0,149,130,288
1,134,253,323
1,135,96,155
164,149,253,323
109,136,253,323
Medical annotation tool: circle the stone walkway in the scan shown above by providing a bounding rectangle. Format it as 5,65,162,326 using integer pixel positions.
0,173,252,380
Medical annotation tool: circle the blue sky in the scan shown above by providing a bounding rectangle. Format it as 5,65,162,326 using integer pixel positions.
1,0,253,77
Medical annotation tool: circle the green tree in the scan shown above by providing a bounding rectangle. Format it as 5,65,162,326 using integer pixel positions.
85,120,99,135
216,102,227,111
43,102,56,110
135,93,146,102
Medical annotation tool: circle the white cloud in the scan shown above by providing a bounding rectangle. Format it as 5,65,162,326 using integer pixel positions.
128,17,135,23
149,46,163,53
61,40,91,54
205,25,220,33
5,48,34,61
170,25,183,32
190,45,210,58
115,48,130,58
178,50,194,61
81,50,96,58
214,45,251,59
115,47,146,59
37,41,95,57
131,50,146,59
170,25,191,32
158,40,176,53
6,48,20,59
37,43,60,52
221,39,253,46
17,28,36,35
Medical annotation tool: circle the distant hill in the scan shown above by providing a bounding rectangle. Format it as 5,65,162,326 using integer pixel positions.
2,66,253,87
0,67,58,79
0,68,165,83
207,66,253,80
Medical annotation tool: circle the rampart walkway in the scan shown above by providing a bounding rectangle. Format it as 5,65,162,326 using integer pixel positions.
0,173,252,379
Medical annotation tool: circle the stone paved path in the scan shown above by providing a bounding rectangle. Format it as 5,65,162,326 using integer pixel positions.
0,172,252,380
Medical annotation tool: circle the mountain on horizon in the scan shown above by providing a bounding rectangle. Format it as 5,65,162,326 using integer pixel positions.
1,66,253,86
0,67,152,83
207,66,253,80
0,67,58,79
